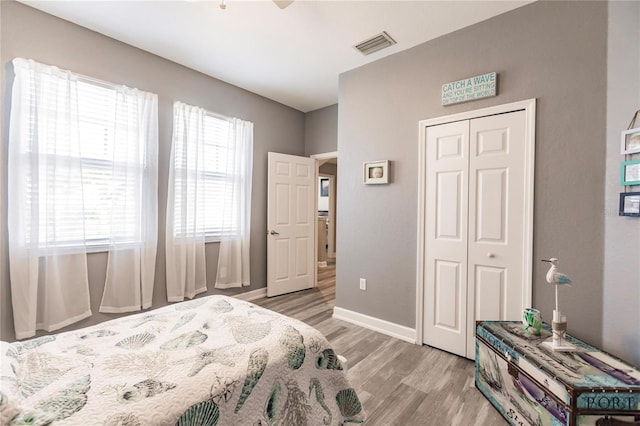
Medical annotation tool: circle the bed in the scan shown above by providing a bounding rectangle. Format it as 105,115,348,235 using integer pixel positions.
0,296,365,425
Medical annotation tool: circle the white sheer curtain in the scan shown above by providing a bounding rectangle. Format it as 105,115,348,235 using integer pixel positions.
215,118,253,289
8,58,91,339
99,88,158,313
165,102,207,301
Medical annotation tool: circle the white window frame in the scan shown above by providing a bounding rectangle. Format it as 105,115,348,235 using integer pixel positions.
172,110,241,242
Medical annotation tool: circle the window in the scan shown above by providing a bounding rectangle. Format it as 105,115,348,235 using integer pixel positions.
13,59,156,251
77,81,144,246
30,80,145,248
172,111,240,240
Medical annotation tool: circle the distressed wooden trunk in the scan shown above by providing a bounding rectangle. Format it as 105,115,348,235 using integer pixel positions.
475,321,640,426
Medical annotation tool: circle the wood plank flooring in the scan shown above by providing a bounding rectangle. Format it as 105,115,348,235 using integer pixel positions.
252,263,507,425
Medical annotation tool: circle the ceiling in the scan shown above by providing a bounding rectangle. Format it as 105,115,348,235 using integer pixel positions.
19,0,534,113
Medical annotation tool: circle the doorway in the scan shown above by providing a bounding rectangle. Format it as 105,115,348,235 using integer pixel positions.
311,151,337,291
265,151,337,298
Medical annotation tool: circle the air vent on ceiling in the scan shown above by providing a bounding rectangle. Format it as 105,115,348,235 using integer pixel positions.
354,31,397,56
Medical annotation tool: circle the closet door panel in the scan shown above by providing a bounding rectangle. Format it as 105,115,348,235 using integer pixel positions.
423,120,469,358
474,265,506,319
466,110,527,359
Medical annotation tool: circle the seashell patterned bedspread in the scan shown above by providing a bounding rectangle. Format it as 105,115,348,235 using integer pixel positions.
0,296,365,425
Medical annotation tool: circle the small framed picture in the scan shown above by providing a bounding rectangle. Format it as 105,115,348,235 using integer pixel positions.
619,192,640,217
363,160,389,184
621,128,640,155
620,160,640,185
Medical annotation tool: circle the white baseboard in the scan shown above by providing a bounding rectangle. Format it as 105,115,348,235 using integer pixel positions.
232,287,267,302
332,306,416,344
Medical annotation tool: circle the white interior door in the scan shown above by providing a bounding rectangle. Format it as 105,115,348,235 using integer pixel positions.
267,152,315,297
466,110,527,358
424,120,470,357
423,109,532,359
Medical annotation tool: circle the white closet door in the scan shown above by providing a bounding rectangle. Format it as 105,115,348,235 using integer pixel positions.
423,120,470,357
423,109,530,359
466,110,527,358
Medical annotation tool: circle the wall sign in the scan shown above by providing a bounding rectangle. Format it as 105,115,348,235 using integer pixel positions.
441,72,497,106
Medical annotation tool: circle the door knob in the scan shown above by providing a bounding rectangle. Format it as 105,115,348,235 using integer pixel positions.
269,230,280,235
487,253,495,258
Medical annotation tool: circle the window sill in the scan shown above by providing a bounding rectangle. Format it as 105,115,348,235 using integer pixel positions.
35,238,225,256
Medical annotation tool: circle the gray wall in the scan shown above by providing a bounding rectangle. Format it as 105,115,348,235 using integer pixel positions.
319,163,337,176
336,1,608,349
0,1,305,342
305,104,338,156
603,1,640,366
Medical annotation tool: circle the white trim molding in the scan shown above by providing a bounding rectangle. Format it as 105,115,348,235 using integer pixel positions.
310,151,338,161
232,287,267,302
333,306,416,344
415,98,536,347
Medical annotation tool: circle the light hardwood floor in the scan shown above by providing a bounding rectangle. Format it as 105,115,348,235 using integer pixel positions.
253,263,507,426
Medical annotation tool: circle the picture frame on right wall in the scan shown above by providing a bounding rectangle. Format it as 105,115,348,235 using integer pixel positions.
621,127,640,155
619,192,640,217
620,159,640,186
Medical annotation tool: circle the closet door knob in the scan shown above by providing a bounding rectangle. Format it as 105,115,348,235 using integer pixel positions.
487,253,495,258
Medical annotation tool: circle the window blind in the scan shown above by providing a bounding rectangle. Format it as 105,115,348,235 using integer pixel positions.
173,112,240,239
22,75,146,249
